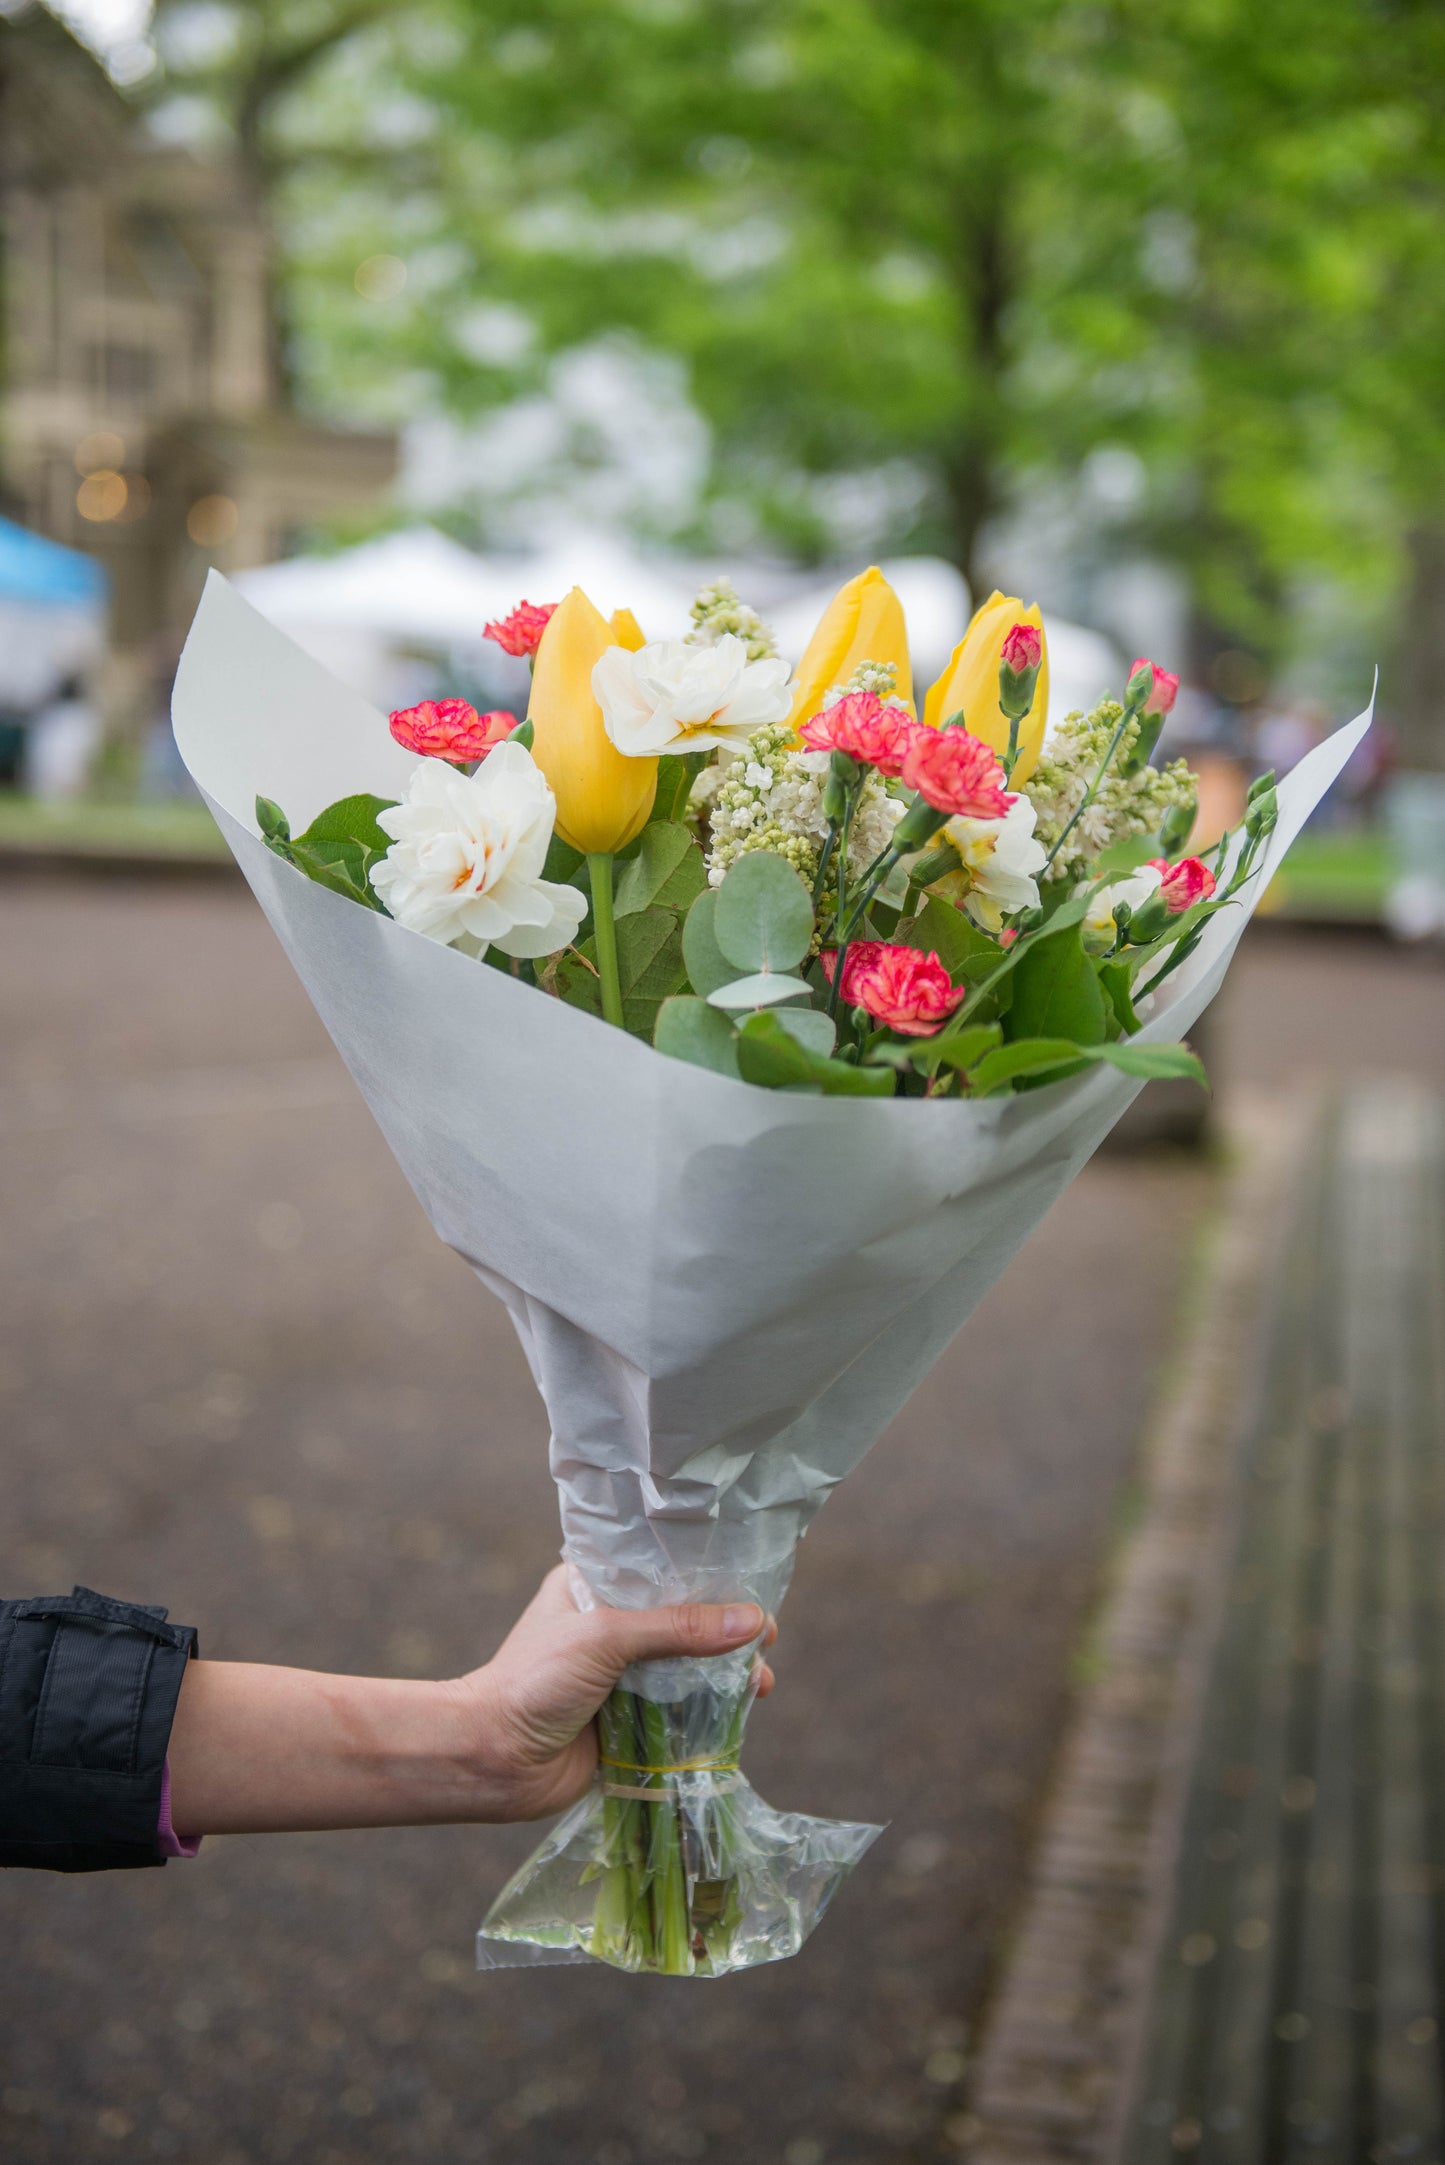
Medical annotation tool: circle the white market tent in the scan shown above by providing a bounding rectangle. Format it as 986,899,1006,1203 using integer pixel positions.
234,528,1123,735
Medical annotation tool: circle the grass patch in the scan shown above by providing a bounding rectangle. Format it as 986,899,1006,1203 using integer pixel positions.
0,792,227,860
1265,825,1390,921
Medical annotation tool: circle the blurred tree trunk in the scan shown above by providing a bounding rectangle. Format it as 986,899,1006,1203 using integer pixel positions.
942,200,1007,603
1398,525,1445,771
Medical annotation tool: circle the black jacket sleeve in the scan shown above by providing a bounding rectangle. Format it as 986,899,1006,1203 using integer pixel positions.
0,1586,198,1872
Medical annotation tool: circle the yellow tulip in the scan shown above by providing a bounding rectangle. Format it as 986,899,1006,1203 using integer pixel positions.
787,566,913,730
528,587,657,854
608,607,646,652
923,591,1049,785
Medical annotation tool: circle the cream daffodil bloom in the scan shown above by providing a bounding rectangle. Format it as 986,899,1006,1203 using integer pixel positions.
593,634,793,759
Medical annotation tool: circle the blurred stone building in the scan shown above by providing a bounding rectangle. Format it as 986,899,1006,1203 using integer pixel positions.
0,1,395,732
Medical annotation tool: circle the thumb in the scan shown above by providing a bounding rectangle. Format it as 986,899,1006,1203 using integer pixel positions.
590,1601,764,1674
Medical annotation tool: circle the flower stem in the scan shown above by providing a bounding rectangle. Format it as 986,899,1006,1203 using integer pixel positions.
589,853,624,1029
1041,708,1135,876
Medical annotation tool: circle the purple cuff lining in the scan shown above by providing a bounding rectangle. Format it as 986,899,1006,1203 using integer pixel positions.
157,1759,201,1860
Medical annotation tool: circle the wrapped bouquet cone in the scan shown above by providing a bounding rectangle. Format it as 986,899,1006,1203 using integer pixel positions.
173,573,1372,1976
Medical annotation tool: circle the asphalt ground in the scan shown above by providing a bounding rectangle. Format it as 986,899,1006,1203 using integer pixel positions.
1,879,1440,2165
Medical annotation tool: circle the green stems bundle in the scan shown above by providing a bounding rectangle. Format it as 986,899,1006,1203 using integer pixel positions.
588,1667,755,1976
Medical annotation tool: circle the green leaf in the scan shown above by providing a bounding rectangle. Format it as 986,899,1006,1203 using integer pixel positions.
1091,1040,1207,1086
296,793,397,861
772,1008,837,1056
1099,959,1141,1036
543,832,586,888
506,716,535,750
1004,925,1109,1046
736,1012,895,1096
898,895,998,984
905,1023,1004,1074
1093,834,1156,879
255,795,290,843
649,753,706,825
706,971,811,1010
615,822,707,917
681,887,735,995
970,1037,1092,1092
555,908,686,1036
654,996,740,1078
713,851,815,973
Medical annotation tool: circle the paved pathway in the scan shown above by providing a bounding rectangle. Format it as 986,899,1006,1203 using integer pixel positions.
0,881,1439,2165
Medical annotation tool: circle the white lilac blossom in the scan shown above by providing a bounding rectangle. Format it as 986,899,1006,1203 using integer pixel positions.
371,744,586,956
939,793,1049,932
706,722,904,890
1026,698,1196,885
593,634,794,759
686,578,778,662
824,658,903,706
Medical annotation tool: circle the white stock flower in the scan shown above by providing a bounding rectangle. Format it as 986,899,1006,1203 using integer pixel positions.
370,744,586,957
592,633,793,758
1081,864,1163,943
944,794,1048,932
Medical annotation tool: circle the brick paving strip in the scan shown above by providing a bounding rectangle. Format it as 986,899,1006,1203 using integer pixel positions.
948,1089,1305,2162
962,1078,1445,2164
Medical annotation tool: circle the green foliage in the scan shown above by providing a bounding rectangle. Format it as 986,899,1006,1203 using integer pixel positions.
1004,925,1109,1047
680,888,735,996
654,995,741,1078
258,790,396,911
615,822,707,917
556,905,686,1035
712,851,815,974
896,896,998,986
736,1014,896,1097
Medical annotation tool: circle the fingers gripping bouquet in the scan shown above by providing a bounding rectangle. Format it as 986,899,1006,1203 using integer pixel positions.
174,566,1370,1977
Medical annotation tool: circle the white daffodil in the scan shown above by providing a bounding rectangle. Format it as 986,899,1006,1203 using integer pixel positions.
370,743,586,957
944,793,1048,933
592,633,794,758
1080,863,1163,946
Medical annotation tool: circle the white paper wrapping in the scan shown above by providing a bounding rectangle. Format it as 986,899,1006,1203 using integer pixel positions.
173,573,1372,1627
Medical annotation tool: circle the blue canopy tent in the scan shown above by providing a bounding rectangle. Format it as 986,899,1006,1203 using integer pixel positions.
0,515,108,610
0,517,108,718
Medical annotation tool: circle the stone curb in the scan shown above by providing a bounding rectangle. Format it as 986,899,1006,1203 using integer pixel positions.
956,1093,1309,2163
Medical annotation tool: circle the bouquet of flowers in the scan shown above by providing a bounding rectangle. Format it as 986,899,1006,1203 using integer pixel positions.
173,565,1369,1977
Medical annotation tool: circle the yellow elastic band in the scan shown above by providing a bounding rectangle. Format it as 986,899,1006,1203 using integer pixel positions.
598,1753,740,1776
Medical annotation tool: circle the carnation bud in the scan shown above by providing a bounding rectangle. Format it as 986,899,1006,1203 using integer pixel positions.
1157,797,1197,857
1111,899,1133,942
1121,712,1165,775
997,623,1043,724
892,797,950,853
1247,767,1277,803
908,841,964,888
823,749,860,823
1125,658,1179,720
1245,786,1278,839
1126,896,1169,944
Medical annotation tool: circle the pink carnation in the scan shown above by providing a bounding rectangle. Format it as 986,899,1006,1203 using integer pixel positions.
484,600,557,658
1000,622,1043,672
821,941,966,1037
1129,658,1180,719
799,690,919,777
900,726,1012,820
1146,856,1216,913
388,699,516,763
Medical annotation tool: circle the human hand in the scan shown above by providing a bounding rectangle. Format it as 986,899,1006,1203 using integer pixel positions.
450,1566,778,1822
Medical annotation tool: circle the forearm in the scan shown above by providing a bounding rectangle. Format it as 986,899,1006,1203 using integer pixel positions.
165,1661,492,1835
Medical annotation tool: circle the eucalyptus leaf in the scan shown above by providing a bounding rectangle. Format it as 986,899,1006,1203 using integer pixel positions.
772,1008,838,1056
736,1012,895,1096
681,887,736,996
654,996,740,1078
713,851,815,973
706,972,811,1011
